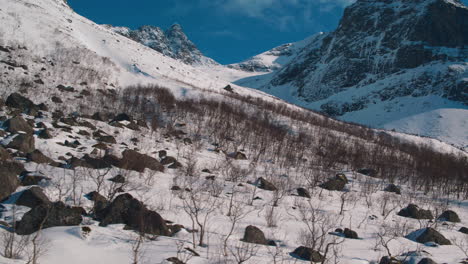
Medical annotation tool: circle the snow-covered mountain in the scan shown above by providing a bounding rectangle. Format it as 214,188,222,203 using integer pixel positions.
230,0,468,148
104,24,218,66
0,1,468,264
227,35,323,73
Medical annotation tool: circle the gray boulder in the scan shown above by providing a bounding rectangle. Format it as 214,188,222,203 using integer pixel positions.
255,177,277,191
0,161,21,201
6,133,35,153
120,149,164,173
26,150,54,164
397,204,433,220
437,210,460,223
15,201,84,235
406,227,451,245
4,116,34,134
291,246,324,262
15,187,51,208
5,93,39,114
242,225,268,245
96,193,170,236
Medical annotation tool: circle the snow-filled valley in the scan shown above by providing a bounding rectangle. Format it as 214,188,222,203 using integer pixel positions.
0,0,467,264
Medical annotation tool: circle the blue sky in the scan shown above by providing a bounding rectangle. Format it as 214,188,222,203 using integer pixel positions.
68,0,468,64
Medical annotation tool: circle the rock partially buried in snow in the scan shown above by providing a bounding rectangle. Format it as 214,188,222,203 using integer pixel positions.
291,246,324,262
320,175,347,191
437,210,460,223
397,204,433,220
384,184,401,195
379,256,402,264
96,193,171,236
255,177,277,191
406,227,451,245
418,258,437,264
459,227,468,234
5,93,40,115
120,149,164,173
343,228,359,239
14,186,51,208
6,133,35,153
242,225,268,245
20,172,50,186
4,116,34,134
297,187,311,198
15,201,85,235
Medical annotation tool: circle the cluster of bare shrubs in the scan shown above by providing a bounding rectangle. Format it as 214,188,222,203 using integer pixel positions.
88,84,468,201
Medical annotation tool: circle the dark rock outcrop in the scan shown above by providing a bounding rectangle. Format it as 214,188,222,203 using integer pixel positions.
297,187,311,198
343,228,359,239
96,193,170,236
384,184,401,195
26,150,54,164
320,175,347,191
406,227,451,245
437,210,461,223
0,161,21,201
108,174,125,183
15,187,51,208
85,191,108,214
379,256,402,264
120,149,164,173
291,246,324,262
418,258,437,264
459,227,468,234
15,201,84,235
255,177,277,191
5,93,39,114
20,172,50,186
4,116,34,134
6,133,35,153
397,204,433,220
242,225,268,245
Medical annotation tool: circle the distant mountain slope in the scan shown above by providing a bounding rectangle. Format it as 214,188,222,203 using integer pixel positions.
0,0,280,104
230,0,468,148
227,34,325,73
104,24,218,66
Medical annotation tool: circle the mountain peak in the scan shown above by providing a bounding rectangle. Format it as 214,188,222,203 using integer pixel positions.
107,23,218,66
169,23,183,31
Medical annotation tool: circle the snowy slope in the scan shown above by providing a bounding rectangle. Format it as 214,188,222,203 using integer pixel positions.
227,34,325,73
0,0,281,103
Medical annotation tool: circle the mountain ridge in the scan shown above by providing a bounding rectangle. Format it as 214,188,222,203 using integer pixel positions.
103,23,218,66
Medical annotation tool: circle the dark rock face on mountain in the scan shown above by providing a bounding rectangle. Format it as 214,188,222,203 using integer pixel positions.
267,0,468,115
106,24,217,66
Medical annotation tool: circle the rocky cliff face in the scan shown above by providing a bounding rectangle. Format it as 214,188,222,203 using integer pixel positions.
105,24,218,66
267,0,468,115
